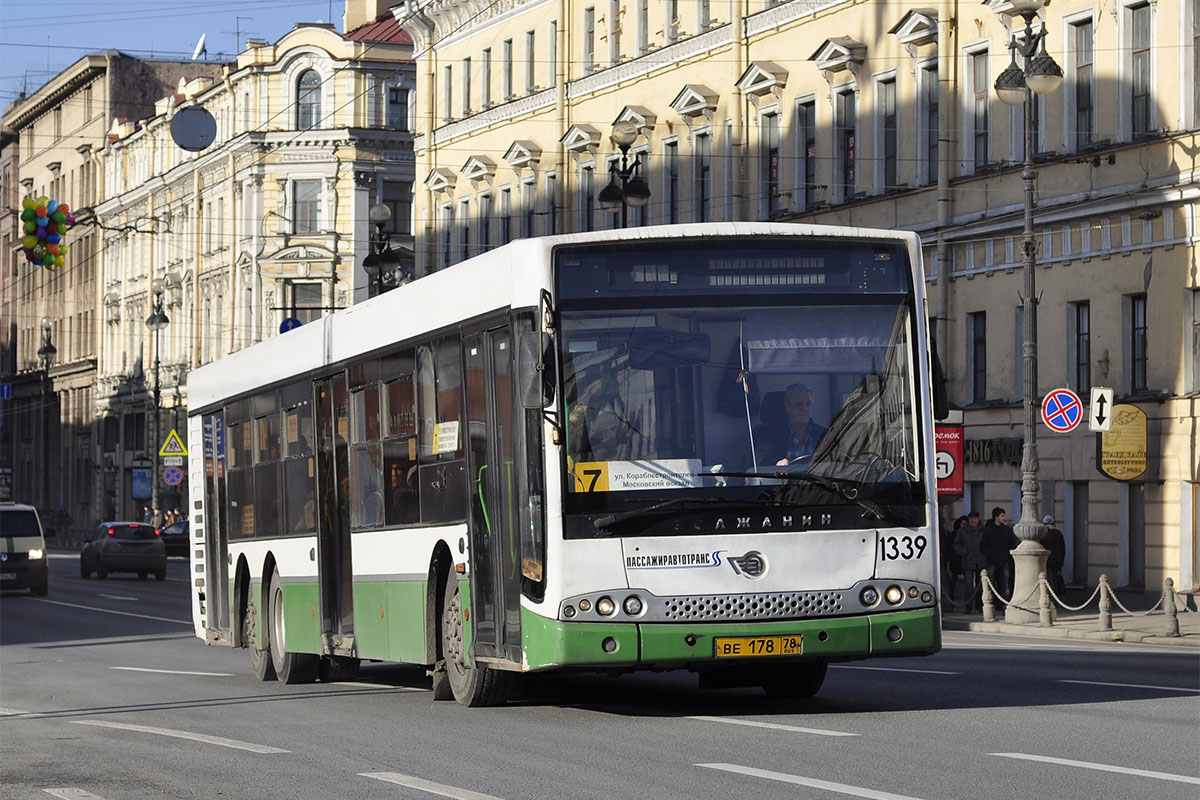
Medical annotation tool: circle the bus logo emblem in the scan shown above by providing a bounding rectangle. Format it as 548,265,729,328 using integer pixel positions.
727,551,767,579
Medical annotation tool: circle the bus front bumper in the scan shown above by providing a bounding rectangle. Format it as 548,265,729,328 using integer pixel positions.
521,606,940,672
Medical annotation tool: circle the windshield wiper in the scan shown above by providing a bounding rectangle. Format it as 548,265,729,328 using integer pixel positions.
592,496,739,534
710,471,915,528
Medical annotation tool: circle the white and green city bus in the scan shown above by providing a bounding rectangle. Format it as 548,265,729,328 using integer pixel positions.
187,223,945,706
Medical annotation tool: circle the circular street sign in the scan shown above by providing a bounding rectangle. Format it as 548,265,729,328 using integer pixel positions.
935,450,956,480
1041,389,1083,433
163,466,184,486
280,317,302,333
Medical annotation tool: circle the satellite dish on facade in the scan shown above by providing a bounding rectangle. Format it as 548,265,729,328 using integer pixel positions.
170,106,217,152
192,34,207,61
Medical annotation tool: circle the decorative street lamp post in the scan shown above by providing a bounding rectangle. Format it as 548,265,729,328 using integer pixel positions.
362,203,408,297
993,0,1063,623
145,279,170,514
598,121,652,228
36,316,56,513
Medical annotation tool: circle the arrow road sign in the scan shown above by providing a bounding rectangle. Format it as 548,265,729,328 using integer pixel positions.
1089,387,1114,432
1042,388,1083,433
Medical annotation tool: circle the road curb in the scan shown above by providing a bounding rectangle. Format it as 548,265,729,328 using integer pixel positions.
943,617,1200,647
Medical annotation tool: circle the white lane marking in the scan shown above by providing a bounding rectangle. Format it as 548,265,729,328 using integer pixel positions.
45,790,111,799
831,665,959,675
688,716,858,737
71,720,288,754
699,763,926,800
361,772,507,799
110,667,234,677
31,598,190,626
1058,679,1200,694
0,706,31,716
98,594,138,601
991,753,1200,785
346,682,426,691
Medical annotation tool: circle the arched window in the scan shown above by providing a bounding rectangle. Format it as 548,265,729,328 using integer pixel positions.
297,70,321,130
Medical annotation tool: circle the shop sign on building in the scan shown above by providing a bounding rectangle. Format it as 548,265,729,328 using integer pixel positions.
1097,404,1148,481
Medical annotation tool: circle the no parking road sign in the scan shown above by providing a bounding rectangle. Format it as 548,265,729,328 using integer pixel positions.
1042,388,1083,433
163,466,184,486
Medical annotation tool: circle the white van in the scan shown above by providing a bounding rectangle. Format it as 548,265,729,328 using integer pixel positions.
0,503,53,596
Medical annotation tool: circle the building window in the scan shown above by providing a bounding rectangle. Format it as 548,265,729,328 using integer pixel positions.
440,203,453,269
443,65,453,121
580,163,595,232
482,49,492,107
633,149,650,226
478,193,492,251
666,0,680,43
920,64,938,185
971,51,989,171
525,31,536,92
503,39,514,100
1071,19,1094,150
1130,3,1153,137
835,89,856,201
387,84,408,130
1191,289,1200,392
694,130,711,223
545,172,557,235
522,179,537,238
760,113,781,217
797,100,817,208
609,0,621,65
1124,483,1146,587
549,20,557,86
1128,293,1147,391
462,58,472,115
499,187,512,245
1070,301,1091,394
291,282,323,324
878,77,897,191
297,69,321,130
292,180,321,233
638,0,649,53
664,140,679,224
967,311,986,403
583,8,595,73
458,199,471,261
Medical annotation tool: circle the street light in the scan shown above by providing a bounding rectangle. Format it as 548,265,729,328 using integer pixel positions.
599,121,652,228
145,278,170,514
36,316,56,513
993,0,1062,624
362,203,409,297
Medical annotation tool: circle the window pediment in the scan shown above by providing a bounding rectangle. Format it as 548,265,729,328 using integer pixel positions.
614,105,657,132
425,167,456,194
670,84,719,119
736,62,789,101
504,140,542,169
560,124,601,157
461,155,497,183
889,9,938,49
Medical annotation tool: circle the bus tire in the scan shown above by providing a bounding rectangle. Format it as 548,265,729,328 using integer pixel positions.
318,655,360,683
761,660,828,699
268,568,319,684
245,594,276,682
441,575,509,707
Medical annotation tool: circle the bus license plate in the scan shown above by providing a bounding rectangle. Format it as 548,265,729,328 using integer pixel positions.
714,635,802,658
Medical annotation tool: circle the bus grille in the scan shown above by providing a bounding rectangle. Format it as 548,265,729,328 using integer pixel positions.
658,591,845,622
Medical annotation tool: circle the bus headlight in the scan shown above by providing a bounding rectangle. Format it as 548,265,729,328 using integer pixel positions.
577,599,592,612
28,548,44,560
860,586,879,606
596,596,616,616
622,595,643,616
884,585,904,605
563,605,577,618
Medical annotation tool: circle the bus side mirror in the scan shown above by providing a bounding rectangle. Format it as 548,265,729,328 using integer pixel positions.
519,332,555,409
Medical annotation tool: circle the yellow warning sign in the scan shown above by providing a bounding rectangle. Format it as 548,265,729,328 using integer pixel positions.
159,429,188,457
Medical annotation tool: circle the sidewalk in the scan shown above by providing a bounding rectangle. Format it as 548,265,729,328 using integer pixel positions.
940,607,1200,647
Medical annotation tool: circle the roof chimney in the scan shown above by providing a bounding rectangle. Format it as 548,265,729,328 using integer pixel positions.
343,0,395,33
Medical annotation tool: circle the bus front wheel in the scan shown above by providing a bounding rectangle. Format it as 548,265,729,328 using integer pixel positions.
268,568,319,684
439,575,509,707
761,660,828,699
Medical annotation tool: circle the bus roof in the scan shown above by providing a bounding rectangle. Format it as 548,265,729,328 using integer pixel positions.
187,223,921,412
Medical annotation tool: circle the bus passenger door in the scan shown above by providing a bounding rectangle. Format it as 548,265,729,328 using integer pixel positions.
464,329,523,664
315,376,355,654
202,413,231,639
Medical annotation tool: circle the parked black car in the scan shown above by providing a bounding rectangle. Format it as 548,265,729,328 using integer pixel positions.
80,522,167,580
160,520,189,558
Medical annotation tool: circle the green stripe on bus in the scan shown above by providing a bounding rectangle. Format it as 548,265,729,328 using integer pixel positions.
4,538,12,554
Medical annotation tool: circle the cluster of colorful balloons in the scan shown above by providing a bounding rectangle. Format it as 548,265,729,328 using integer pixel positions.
19,196,76,268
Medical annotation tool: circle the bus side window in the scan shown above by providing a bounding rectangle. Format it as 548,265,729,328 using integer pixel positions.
383,363,419,525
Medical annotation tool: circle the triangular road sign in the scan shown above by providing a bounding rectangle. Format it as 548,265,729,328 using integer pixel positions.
159,429,188,457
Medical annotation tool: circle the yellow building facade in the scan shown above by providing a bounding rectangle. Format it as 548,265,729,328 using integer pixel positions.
95,10,415,519
397,0,1199,593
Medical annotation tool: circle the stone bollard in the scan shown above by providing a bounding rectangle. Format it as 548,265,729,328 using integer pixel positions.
982,569,996,622
1098,574,1112,631
1165,577,1180,637
1039,573,1053,627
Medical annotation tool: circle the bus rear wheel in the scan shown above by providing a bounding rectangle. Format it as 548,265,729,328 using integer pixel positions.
269,568,319,684
440,575,510,707
761,660,828,699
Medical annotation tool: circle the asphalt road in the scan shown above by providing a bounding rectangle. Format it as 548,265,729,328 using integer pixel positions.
2,553,1197,800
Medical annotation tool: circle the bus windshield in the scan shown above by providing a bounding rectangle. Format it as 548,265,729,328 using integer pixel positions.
556,239,927,536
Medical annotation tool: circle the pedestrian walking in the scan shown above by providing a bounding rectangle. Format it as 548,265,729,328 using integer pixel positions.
954,511,987,612
981,507,1018,598
1040,514,1067,597
942,515,967,609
